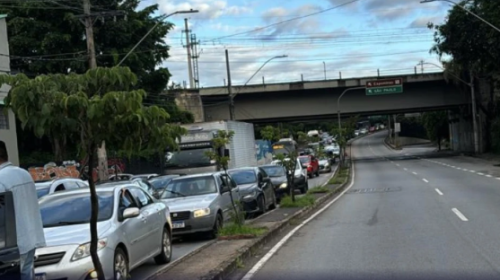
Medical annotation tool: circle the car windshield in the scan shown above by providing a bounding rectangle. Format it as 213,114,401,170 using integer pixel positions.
39,192,114,227
261,166,286,177
150,176,176,190
165,148,213,168
299,157,310,164
161,176,217,199
228,170,257,185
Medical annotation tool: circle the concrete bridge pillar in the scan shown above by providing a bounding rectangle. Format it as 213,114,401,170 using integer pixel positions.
174,91,205,123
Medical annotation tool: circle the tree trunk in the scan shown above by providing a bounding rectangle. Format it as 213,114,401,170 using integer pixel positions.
87,144,105,280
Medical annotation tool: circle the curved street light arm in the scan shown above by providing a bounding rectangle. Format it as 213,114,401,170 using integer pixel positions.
421,62,470,86
244,55,288,86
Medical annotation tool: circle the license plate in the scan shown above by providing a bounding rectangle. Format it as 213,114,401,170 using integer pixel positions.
35,274,46,280
173,221,185,229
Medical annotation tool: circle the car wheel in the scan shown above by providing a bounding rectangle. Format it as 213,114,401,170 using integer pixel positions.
315,169,320,177
154,227,172,264
209,213,223,239
300,181,309,194
269,192,277,210
114,247,129,280
258,195,266,214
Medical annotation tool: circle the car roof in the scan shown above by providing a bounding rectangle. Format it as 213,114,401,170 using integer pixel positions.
150,174,180,180
170,173,215,181
260,164,285,168
228,167,257,172
40,183,135,199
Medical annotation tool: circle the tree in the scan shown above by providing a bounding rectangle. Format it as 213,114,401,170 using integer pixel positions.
204,130,244,226
274,150,299,202
422,111,449,151
259,125,280,142
0,67,185,280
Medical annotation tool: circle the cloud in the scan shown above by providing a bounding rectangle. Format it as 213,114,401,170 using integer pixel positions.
409,15,445,28
156,0,253,21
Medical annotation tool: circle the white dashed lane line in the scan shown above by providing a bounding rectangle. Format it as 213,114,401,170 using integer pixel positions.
452,208,469,221
412,172,418,175
435,188,443,196
423,178,429,183
477,172,485,176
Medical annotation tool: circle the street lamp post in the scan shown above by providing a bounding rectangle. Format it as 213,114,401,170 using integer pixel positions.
118,9,199,66
323,61,327,80
421,0,500,33
337,86,364,164
228,55,287,120
420,62,479,154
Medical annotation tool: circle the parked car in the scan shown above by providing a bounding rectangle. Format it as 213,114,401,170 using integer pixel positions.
0,191,21,280
35,182,173,280
130,177,155,195
149,175,181,199
131,173,160,180
318,157,332,173
369,126,376,133
109,173,134,181
299,155,319,178
260,164,288,202
360,128,368,134
270,158,309,194
324,144,340,158
227,167,277,216
35,178,89,199
159,173,239,238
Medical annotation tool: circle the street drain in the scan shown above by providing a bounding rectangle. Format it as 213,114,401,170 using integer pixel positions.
346,187,402,194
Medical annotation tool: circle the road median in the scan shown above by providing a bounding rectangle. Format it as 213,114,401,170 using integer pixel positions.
147,160,353,280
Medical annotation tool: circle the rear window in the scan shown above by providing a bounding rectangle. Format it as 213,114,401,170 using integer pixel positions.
299,157,310,164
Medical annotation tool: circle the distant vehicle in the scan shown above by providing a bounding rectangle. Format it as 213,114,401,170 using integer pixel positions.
35,178,89,199
354,130,360,136
109,173,134,181
324,144,340,158
36,182,173,280
299,155,320,178
164,121,257,175
259,164,288,202
131,173,159,180
299,148,315,156
228,167,277,216
272,138,299,156
270,158,309,194
149,175,182,199
369,127,376,133
318,157,332,173
360,128,368,134
159,173,239,238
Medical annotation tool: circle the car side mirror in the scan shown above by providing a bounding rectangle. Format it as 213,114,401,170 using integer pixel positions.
123,207,140,220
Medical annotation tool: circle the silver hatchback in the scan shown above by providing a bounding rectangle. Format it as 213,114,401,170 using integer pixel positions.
34,182,173,280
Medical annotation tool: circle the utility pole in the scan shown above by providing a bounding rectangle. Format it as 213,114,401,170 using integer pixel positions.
470,71,479,154
419,60,424,74
83,0,97,69
184,18,194,88
226,49,234,120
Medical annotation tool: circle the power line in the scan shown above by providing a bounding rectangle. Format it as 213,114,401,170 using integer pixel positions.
202,0,360,43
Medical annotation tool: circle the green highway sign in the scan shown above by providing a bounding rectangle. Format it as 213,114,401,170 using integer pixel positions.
365,78,403,96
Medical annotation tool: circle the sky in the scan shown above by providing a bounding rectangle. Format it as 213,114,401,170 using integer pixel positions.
139,0,452,88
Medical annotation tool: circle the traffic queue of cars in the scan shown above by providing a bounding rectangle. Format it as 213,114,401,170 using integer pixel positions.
26,155,332,280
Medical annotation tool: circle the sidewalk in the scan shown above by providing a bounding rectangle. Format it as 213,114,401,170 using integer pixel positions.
147,170,349,280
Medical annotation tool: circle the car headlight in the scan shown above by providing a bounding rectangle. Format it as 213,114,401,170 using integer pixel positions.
71,238,107,261
243,190,257,200
279,183,287,189
193,208,211,218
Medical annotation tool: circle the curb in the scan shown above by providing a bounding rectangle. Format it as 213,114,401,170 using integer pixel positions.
201,160,353,280
384,135,402,151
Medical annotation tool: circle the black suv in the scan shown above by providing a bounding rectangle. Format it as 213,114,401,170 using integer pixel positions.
0,191,21,280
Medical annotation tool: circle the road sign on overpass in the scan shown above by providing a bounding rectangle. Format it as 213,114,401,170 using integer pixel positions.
366,78,403,95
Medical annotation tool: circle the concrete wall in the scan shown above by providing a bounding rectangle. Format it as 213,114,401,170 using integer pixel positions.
203,80,469,122
173,91,205,123
0,16,19,166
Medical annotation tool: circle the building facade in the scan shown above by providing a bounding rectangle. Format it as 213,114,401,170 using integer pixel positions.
0,14,19,166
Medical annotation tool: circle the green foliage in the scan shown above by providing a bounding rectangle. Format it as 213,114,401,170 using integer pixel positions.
218,224,267,237
307,186,330,194
429,0,500,76
422,111,449,150
280,194,315,208
204,130,235,171
328,167,349,185
259,125,279,142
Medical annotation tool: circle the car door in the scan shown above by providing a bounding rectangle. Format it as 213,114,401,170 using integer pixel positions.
219,175,235,221
258,168,274,206
117,188,148,267
128,187,162,259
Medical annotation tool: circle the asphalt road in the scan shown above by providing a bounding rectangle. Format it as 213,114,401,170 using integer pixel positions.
130,166,335,280
242,132,500,280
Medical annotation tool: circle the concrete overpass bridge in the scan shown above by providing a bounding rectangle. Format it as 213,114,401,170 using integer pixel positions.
177,73,470,123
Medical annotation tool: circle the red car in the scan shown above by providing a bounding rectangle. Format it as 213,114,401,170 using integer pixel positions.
299,155,319,178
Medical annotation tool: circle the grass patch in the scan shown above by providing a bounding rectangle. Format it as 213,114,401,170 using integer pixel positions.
280,194,315,208
328,167,350,185
307,186,330,194
219,224,267,237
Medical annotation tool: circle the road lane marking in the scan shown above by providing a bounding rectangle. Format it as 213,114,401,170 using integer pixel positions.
452,208,469,221
396,163,400,167
477,172,485,176
241,157,357,280
423,178,429,183
470,170,476,173
463,169,468,171
497,178,500,181
435,188,443,195
412,172,418,175
403,168,408,171
486,174,493,178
